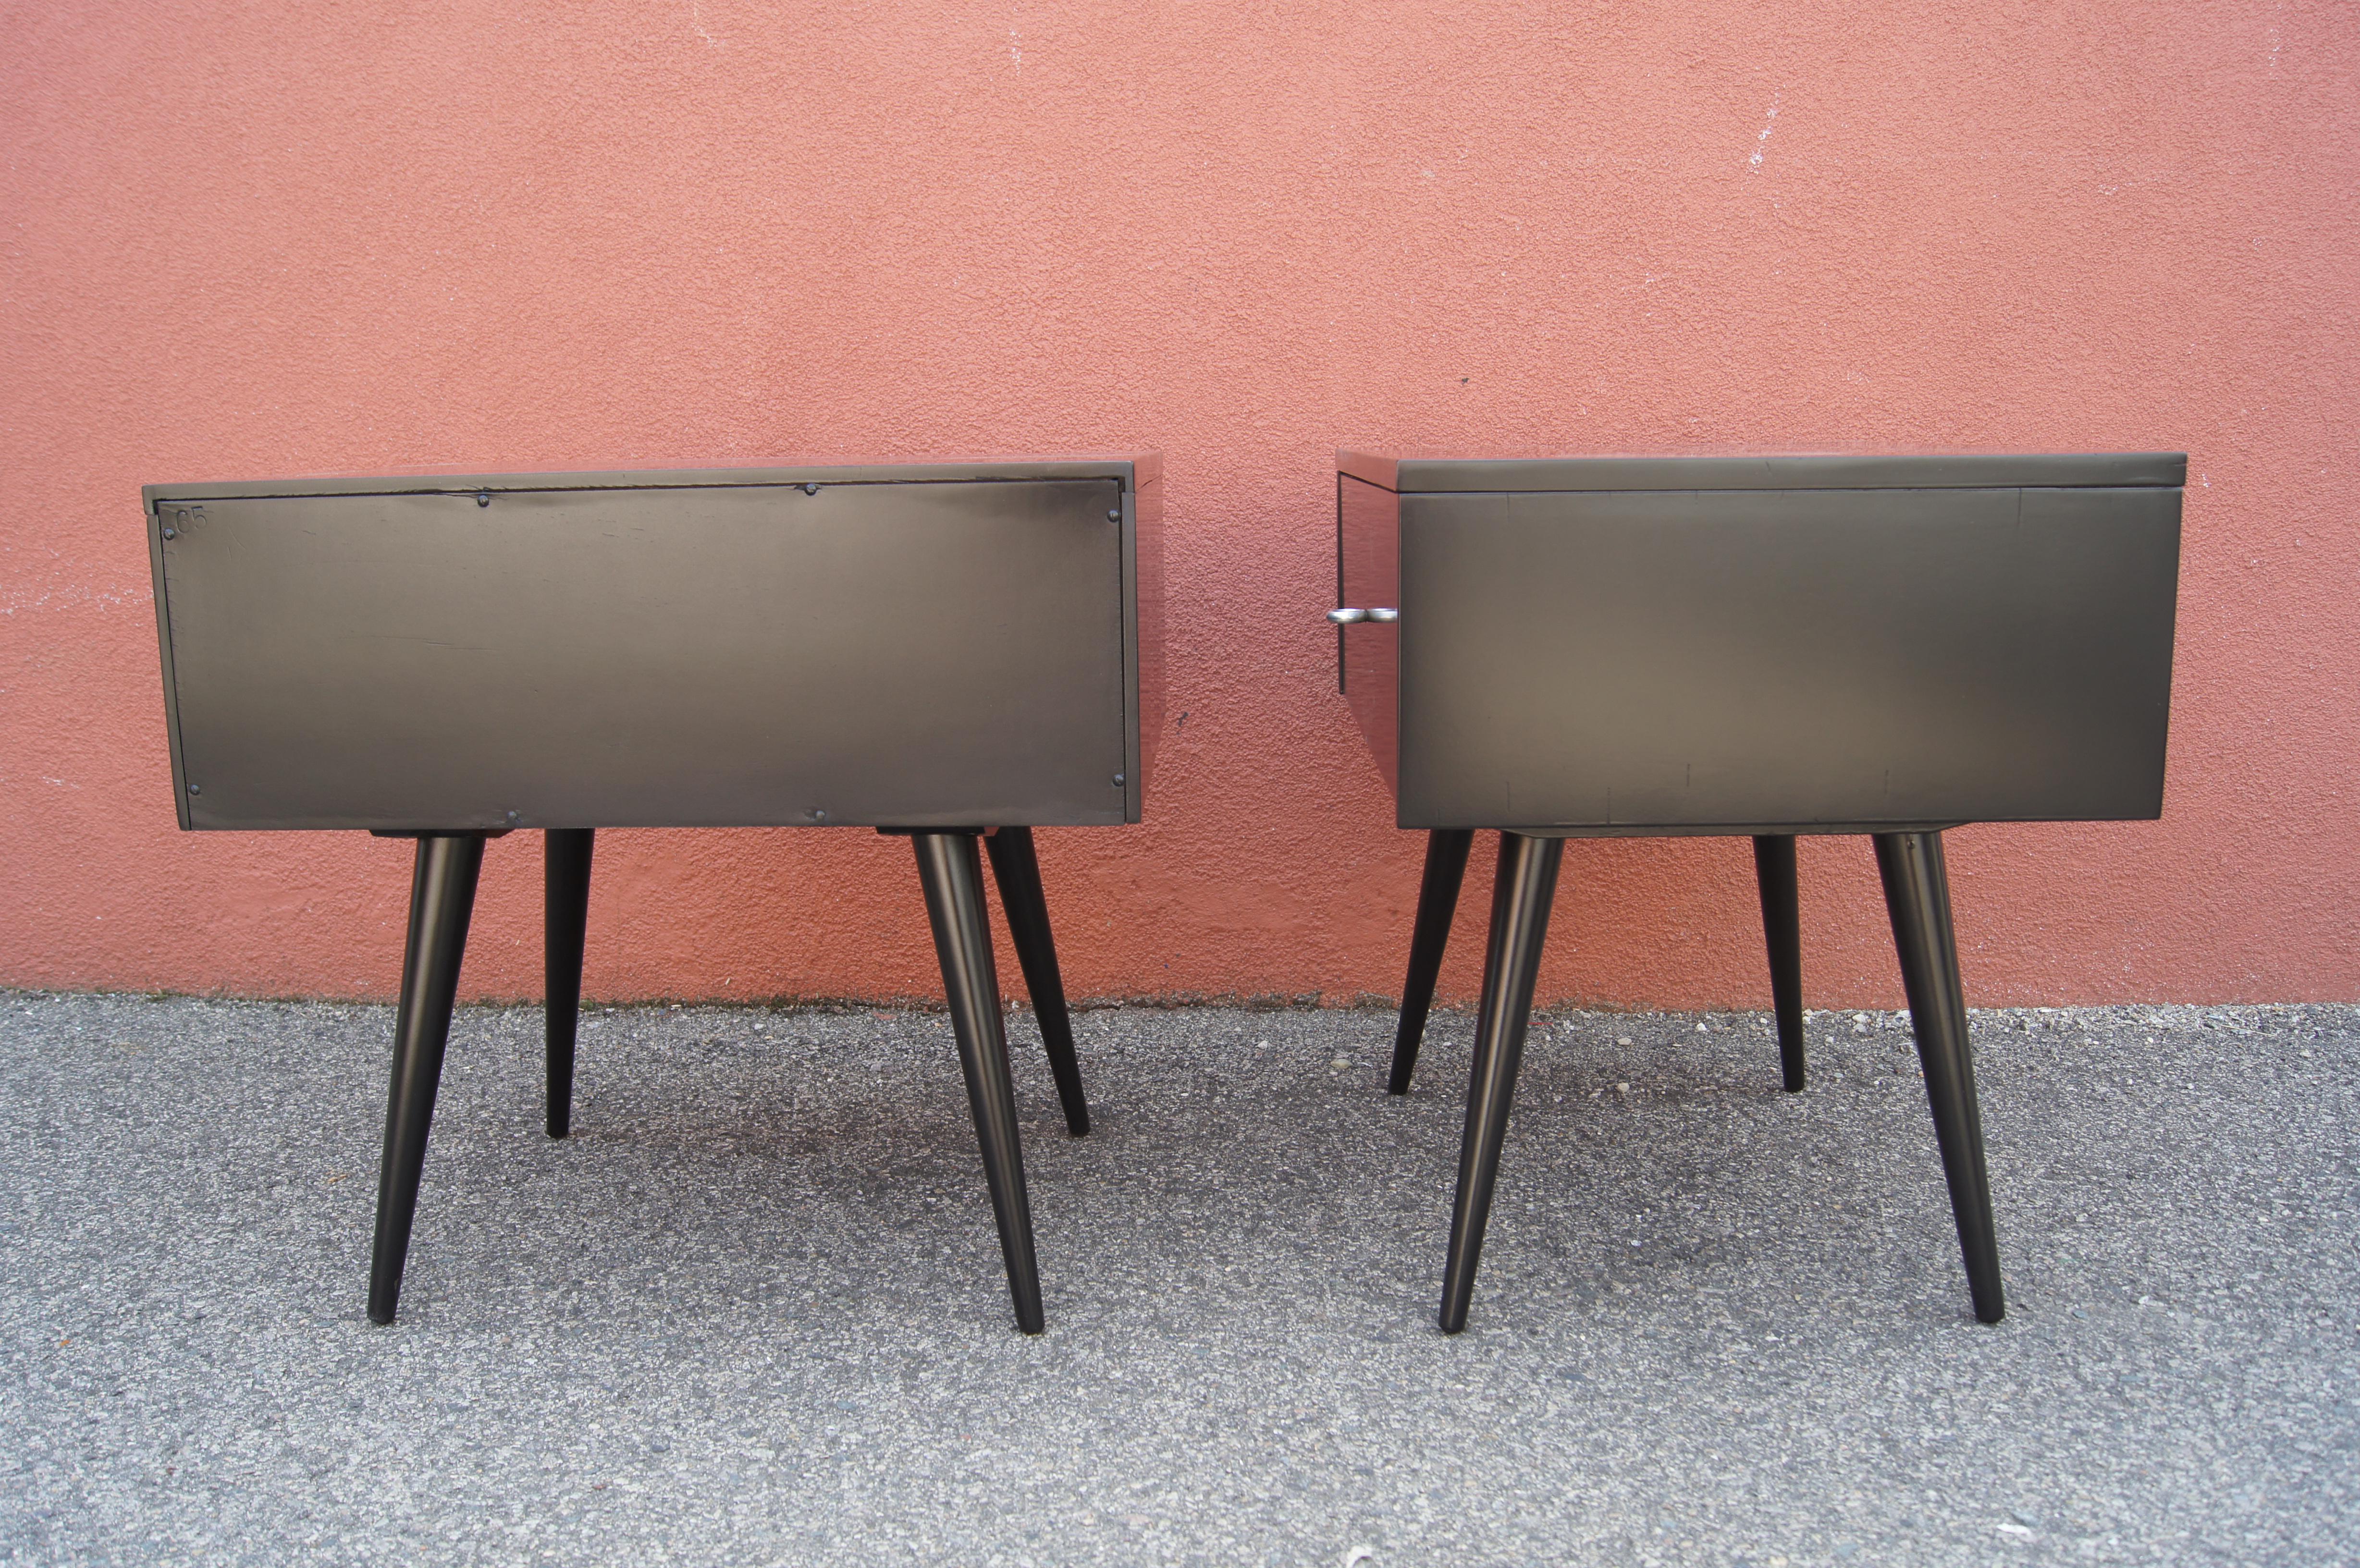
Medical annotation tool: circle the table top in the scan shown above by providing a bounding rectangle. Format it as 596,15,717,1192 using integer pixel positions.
1337,451,2185,494
146,455,1160,507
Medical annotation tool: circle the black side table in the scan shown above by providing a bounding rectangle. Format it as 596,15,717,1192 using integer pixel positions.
1332,451,2183,1331
147,456,1164,1334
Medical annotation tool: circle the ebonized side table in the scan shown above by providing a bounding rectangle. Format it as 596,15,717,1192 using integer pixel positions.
147,456,1164,1334
1332,450,2182,1331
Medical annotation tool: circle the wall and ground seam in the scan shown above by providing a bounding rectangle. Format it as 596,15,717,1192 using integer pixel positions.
3,2,2355,1009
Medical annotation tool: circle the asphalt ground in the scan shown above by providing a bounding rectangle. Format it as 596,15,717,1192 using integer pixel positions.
1,991,2354,1566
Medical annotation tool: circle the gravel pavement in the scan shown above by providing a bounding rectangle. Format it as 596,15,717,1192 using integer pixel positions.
2,991,2354,1566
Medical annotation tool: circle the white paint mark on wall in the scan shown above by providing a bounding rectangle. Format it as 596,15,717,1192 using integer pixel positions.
689,0,721,47
1009,26,1022,67
1746,95,1782,172
0,584,150,617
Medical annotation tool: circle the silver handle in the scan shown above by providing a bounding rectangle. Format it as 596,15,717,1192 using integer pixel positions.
1327,607,1398,625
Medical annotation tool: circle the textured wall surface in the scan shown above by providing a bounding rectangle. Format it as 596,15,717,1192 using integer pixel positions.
3,0,2354,1007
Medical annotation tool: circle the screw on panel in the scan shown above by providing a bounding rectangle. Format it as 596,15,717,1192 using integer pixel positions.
812,808,828,822
476,491,492,508
187,784,200,796
1106,509,1121,521
160,527,176,540
803,483,820,496
504,810,520,826
1112,774,1125,786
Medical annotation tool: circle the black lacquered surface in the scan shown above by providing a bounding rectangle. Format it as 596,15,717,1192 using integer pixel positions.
1344,451,2178,1333
147,462,1154,831
1336,453,2182,833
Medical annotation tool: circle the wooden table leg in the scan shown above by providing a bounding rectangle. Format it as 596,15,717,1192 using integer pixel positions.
543,828,594,1139
984,826,1090,1136
1752,834,1806,1092
1390,829,1475,1095
912,831,1045,1335
1439,831,1563,1334
1875,830,2005,1324
369,833,487,1325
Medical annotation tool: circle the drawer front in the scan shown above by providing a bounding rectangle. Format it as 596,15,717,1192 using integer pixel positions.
156,478,1133,829
1397,485,2180,831
1337,474,1401,791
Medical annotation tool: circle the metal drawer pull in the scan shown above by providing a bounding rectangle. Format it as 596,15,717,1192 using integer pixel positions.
1328,606,1398,625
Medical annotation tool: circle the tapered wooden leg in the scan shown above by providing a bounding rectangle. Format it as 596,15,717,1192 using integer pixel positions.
1390,828,1475,1095
1874,831,2004,1324
1439,832,1563,1334
544,828,593,1139
369,833,487,1325
1753,834,1806,1092
983,826,1089,1136
913,831,1045,1335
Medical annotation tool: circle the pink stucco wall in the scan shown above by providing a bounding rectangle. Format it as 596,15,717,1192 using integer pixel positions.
3,1,2355,1008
